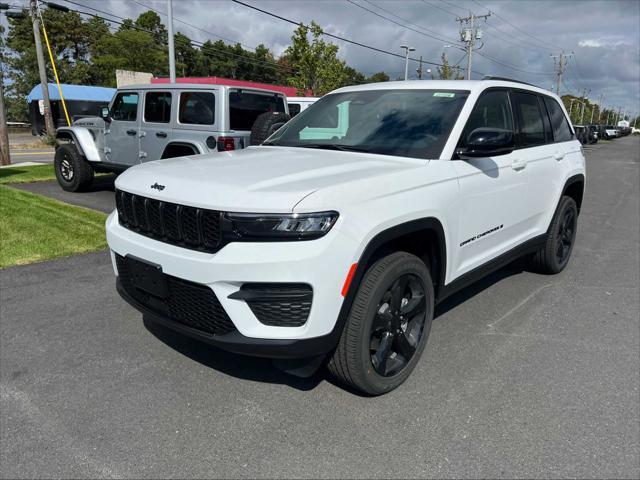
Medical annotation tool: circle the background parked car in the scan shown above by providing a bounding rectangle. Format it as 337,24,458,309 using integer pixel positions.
287,96,319,117
54,83,290,191
574,125,588,144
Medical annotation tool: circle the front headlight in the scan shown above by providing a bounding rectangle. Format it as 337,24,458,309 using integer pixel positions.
224,211,339,240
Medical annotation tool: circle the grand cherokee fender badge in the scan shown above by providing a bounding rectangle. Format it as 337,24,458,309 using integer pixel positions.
460,224,504,247
150,182,165,191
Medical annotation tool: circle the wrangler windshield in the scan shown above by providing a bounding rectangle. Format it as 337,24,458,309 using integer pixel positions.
265,89,469,159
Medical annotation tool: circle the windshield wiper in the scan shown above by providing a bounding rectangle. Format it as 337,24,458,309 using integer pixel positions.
298,143,371,153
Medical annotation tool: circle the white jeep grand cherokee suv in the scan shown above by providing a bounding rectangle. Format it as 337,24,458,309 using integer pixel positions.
106,79,585,395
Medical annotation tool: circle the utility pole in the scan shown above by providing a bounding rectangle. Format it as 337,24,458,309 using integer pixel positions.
550,51,572,97
596,94,604,123
416,56,424,80
568,98,577,122
167,0,176,82
456,11,491,80
579,88,590,125
29,0,54,136
0,60,9,165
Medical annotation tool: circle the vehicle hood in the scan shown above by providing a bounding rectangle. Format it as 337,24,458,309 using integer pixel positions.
115,146,426,212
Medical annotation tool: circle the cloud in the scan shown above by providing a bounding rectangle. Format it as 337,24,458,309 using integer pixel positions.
579,39,603,48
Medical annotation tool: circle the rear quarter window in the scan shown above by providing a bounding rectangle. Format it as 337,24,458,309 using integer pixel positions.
229,90,286,130
543,96,574,142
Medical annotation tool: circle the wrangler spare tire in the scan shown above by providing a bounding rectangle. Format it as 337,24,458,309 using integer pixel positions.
250,111,291,145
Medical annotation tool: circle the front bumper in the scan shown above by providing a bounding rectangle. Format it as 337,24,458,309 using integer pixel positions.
106,210,360,356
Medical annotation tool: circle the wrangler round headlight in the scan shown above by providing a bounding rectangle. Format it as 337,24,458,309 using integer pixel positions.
224,211,338,240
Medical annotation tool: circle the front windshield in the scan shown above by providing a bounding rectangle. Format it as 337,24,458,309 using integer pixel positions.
265,89,469,160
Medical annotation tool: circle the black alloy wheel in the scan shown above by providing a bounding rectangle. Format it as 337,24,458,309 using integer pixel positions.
369,274,427,377
556,207,576,265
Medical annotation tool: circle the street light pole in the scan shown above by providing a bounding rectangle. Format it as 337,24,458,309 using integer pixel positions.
400,45,415,81
167,0,176,82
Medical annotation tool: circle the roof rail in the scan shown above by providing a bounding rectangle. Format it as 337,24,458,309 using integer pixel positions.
482,76,537,87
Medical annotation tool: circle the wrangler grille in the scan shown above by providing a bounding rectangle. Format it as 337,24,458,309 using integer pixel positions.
116,190,222,253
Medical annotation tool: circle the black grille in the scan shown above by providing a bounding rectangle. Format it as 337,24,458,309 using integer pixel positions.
116,254,236,336
241,283,312,327
116,190,222,253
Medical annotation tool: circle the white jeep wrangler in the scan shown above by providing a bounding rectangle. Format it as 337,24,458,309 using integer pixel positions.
106,78,585,395
54,83,289,191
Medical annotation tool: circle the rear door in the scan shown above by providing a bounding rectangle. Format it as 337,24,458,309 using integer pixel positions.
139,90,173,162
105,90,140,166
452,88,532,277
511,91,563,236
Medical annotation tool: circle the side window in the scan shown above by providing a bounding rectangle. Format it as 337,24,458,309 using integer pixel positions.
538,96,554,143
512,92,546,147
111,92,139,122
543,96,573,142
229,91,287,131
179,92,215,125
288,103,301,117
460,90,513,145
144,91,172,123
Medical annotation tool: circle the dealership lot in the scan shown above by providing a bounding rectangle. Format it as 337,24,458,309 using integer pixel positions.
1,137,638,478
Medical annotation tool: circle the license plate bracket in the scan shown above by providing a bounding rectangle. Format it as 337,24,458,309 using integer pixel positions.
126,255,169,298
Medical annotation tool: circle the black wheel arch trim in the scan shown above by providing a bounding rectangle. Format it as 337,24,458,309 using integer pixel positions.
561,173,585,213
161,142,200,159
55,130,86,157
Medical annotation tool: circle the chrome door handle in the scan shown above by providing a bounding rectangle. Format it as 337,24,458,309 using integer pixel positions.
554,151,565,161
511,159,527,170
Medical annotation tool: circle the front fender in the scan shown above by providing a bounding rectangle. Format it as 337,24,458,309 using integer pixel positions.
55,126,102,162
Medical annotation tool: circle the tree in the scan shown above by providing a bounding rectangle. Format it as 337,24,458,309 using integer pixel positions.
366,71,390,83
431,52,463,80
284,21,349,95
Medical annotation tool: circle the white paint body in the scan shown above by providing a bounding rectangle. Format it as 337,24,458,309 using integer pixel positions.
107,80,585,341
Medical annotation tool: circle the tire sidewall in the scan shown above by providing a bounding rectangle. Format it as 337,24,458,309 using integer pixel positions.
353,254,434,394
549,197,578,272
54,144,80,191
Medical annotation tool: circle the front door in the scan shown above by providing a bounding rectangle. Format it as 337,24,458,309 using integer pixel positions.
139,90,173,162
105,91,140,166
451,89,532,278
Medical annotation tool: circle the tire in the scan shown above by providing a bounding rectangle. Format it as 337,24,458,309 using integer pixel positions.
530,196,578,274
328,252,434,396
54,143,94,192
250,111,291,146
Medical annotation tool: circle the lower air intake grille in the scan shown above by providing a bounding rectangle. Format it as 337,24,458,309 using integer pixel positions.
116,254,236,336
240,283,313,327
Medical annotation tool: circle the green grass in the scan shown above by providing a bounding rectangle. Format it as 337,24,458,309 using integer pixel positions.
0,164,56,184
0,185,108,268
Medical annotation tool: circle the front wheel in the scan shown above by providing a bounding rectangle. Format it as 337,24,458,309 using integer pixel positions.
54,143,94,192
328,252,434,395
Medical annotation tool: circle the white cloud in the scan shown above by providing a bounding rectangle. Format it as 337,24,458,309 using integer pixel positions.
579,39,603,48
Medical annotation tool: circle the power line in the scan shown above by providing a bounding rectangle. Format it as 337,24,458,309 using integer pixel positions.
420,0,458,17
130,0,258,52
470,0,558,50
356,0,460,45
231,0,469,71
56,1,295,75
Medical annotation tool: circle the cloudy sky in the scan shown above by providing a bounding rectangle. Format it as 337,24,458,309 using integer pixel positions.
5,0,640,119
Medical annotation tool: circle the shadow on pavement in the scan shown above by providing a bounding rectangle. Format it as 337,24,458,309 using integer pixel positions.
143,316,326,392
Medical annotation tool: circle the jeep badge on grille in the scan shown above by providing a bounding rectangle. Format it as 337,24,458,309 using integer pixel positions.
150,182,165,191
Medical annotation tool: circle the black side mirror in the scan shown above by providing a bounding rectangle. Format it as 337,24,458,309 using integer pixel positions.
100,107,111,122
458,127,515,158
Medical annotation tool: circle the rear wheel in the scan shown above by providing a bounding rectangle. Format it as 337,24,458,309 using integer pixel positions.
54,143,94,192
328,252,434,395
530,196,578,274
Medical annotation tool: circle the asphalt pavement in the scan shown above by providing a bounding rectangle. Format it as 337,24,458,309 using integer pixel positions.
13,176,117,214
1,136,639,479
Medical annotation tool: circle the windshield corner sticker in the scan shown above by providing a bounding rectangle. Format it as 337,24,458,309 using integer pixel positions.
460,224,504,247
433,92,455,98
